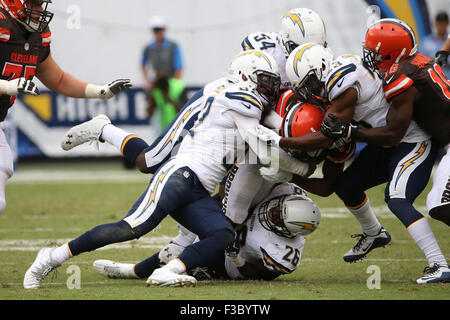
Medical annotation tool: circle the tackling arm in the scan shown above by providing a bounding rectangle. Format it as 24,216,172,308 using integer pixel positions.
279,88,358,151
353,87,417,146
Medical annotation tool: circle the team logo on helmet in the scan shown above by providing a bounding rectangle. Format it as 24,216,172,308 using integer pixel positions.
283,13,305,37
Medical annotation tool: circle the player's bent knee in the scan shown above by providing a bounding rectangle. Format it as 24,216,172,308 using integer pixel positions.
429,205,450,226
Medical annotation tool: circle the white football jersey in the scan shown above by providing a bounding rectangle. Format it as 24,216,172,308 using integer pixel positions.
224,182,307,279
325,54,430,143
175,81,264,193
241,32,290,89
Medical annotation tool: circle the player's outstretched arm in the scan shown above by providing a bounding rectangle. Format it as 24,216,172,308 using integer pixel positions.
36,53,132,99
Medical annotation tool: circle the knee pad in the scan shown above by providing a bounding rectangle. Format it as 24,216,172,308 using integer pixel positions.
429,205,450,226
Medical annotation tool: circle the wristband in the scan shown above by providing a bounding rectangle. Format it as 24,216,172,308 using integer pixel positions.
85,83,104,99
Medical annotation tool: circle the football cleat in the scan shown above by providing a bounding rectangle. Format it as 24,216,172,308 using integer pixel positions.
343,227,391,262
93,259,138,279
23,247,60,289
416,264,450,284
147,267,197,287
61,114,111,151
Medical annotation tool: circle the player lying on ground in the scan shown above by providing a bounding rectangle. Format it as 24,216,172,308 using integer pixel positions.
0,0,131,214
24,50,315,289
93,182,320,282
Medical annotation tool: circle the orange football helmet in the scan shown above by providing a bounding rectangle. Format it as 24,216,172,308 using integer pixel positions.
0,0,53,32
280,102,325,162
363,18,417,71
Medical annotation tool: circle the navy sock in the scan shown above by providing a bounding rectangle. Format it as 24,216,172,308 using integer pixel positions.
68,220,135,256
122,136,149,166
178,228,234,270
387,198,424,227
133,252,161,278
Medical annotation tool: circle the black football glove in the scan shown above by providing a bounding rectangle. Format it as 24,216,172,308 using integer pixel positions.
435,50,449,68
321,113,358,140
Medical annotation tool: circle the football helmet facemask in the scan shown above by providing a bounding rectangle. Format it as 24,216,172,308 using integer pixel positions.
258,194,321,238
363,18,417,71
0,0,53,33
280,101,326,162
285,43,334,105
280,8,327,57
227,50,281,107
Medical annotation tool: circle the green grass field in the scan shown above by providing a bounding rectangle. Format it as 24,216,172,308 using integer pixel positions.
0,160,449,301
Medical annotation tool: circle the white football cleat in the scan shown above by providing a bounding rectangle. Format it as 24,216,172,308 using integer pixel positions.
23,247,59,289
147,266,197,287
61,114,111,151
343,227,391,262
416,264,450,284
93,259,138,279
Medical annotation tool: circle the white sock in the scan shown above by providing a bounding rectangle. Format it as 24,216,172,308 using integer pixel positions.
164,258,186,274
407,217,448,267
348,197,382,236
0,171,8,213
50,243,72,265
100,124,129,150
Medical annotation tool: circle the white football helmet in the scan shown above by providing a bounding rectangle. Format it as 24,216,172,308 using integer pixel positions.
258,194,321,237
227,50,281,106
280,8,327,57
285,43,333,104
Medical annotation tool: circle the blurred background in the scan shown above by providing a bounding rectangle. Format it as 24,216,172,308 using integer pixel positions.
2,0,449,163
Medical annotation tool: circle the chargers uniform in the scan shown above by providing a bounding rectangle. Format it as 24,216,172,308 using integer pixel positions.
329,54,436,228
122,81,265,246
143,77,228,173
241,32,290,89
223,182,306,279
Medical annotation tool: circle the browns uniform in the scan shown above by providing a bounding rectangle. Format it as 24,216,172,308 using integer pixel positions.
382,52,450,147
0,7,51,121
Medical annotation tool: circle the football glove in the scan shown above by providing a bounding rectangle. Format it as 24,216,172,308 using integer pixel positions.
259,166,293,184
435,50,449,68
0,77,39,96
158,242,185,265
85,79,132,99
254,124,281,147
321,113,358,140
225,231,245,268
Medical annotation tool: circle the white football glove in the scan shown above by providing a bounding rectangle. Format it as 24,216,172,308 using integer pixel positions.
0,77,40,96
85,79,132,99
259,166,293,184
256,124,281,147
158,242,185,265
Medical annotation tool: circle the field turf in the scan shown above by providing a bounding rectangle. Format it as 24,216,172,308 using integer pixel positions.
0,160,449,304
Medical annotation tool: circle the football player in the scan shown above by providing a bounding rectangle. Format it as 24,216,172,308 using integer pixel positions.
58,7,328,179
24,50,314,289
93,182,320,282
254,40,450,284
0,1,131,214
241,7,327,90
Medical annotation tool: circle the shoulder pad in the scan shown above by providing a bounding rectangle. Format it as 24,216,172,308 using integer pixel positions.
223,90,263,118
382,58,418,101
241,32,277,51
326,58,358,101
